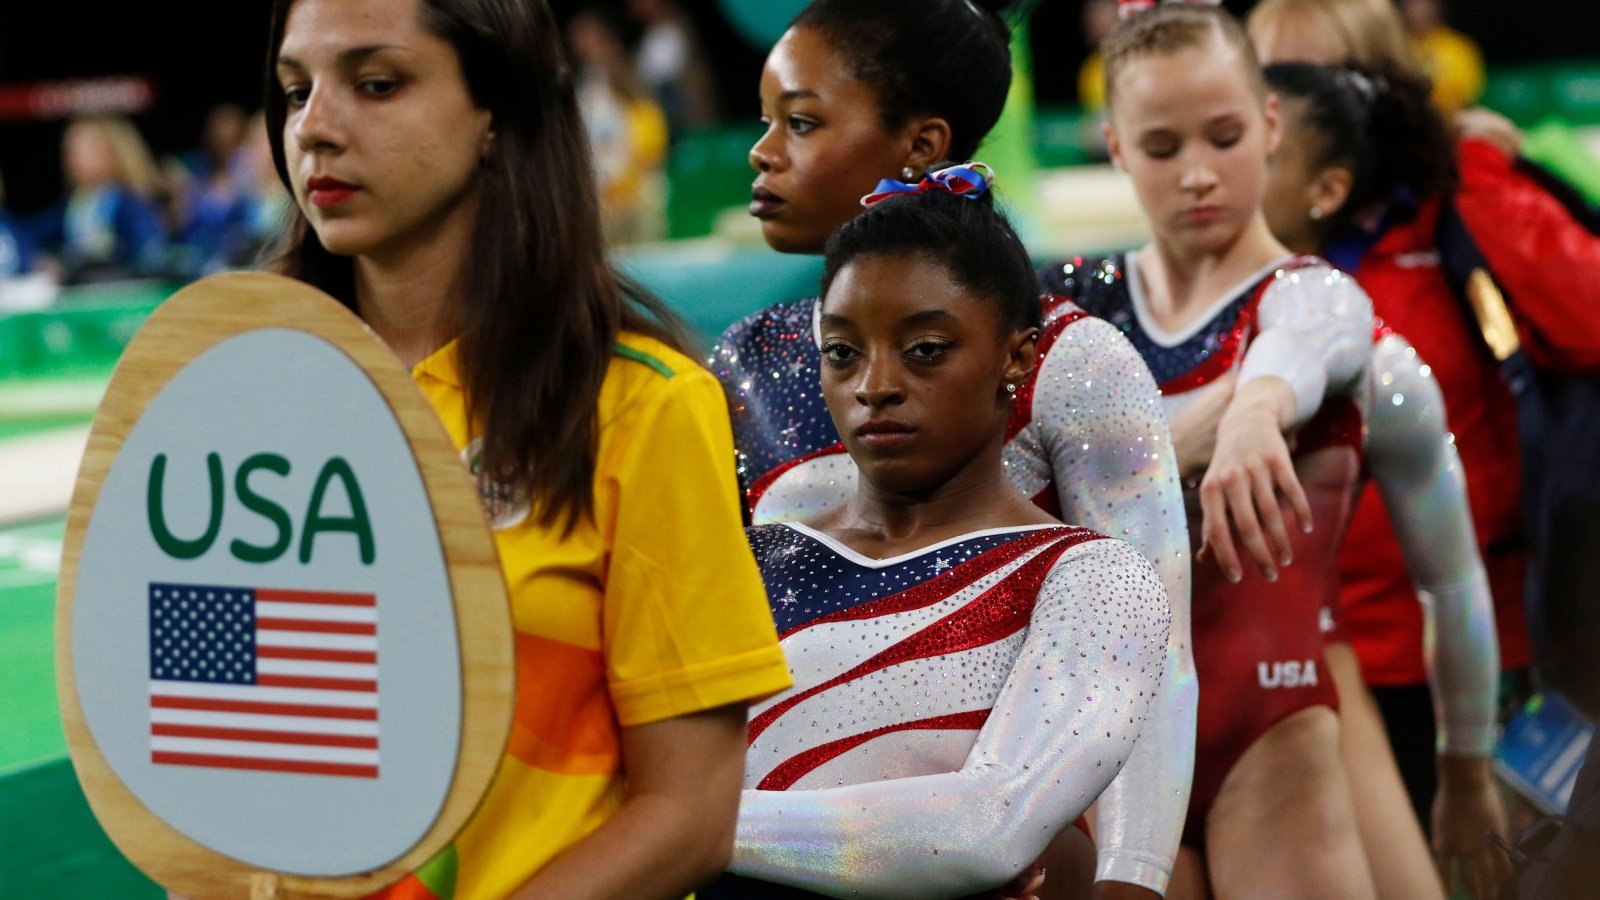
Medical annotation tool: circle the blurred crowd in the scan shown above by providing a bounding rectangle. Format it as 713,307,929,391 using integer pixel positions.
1077,0,1486,117
0,105,287,293
0,0,719,288
569,0,718,245
0,0,1493,284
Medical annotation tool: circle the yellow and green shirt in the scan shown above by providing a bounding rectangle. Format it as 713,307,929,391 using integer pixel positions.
378,332,791,900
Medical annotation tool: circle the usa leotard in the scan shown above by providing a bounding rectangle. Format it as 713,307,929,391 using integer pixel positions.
712,295,1195,892
703,524,1169,898
1040,252,1372,844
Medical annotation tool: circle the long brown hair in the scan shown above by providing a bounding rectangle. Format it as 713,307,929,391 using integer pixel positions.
263,0,689,532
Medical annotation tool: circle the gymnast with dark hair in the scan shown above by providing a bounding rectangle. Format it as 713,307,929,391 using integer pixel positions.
1260,59,1512,900
706,165,1170,900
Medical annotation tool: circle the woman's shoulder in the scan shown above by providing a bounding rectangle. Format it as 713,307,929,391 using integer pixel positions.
1044,529,1160,577
600,332,725,430
612,331,701,383
1258,256,1370,313
744,522,801,558
712,296,816,356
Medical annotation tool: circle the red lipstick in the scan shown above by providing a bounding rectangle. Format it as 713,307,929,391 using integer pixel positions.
307,176,358,209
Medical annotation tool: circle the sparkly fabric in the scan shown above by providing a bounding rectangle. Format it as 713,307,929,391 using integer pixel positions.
711,296,836,503
1360,331,1499,755
711,524,1169,898
1041,254,1260,387
711,290,1195,892
707,288,1196,890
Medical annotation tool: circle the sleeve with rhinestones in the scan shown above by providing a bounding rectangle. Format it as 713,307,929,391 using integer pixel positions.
1239,263,1373,425
1364,333,1500,755
1018,315,1194,893
726,538,1171,897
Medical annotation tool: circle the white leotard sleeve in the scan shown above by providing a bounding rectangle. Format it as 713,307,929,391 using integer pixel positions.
1021,315,1194,893
1240,263,1374,424
1364,333,1500,755
726,539,1172,898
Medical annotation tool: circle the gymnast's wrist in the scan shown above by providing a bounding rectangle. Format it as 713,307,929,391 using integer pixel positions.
1221,377,1294,430
1438,752,1496,788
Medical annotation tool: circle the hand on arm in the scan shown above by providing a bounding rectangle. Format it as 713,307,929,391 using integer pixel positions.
511,703,750,900
1197,376,1312,584
1452,106,1523,159
1200,266,1370,582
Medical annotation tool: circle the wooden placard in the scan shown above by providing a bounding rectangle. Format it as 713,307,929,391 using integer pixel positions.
56,272,514,898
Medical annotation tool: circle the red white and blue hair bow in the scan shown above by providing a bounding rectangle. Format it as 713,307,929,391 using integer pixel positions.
860,162,995,208
1118,0,1220,19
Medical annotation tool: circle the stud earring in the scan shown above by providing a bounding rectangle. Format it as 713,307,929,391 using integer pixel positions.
1006,382,1018,395
1309,206,1325,221
901,166,917,181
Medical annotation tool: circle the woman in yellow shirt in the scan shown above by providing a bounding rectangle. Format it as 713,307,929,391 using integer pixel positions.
255,0,794,897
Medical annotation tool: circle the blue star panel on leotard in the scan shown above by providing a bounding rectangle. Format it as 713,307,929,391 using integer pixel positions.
1039,254,1254,387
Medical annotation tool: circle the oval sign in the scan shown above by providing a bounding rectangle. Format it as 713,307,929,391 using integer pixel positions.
57,272,513,898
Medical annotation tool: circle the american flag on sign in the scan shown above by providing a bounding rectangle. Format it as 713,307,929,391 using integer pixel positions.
147,583,380,779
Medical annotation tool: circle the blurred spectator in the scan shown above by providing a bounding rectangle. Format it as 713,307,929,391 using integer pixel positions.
570,7,669,245
0,171,57,310
1399,0,1486,114
0,171,40,279
168,109,291,269
628,0,718,139
181,103,248,183
28,115,167,284
235,113,291,265
1249,0,1417,69
1075,0,1118,113
171,112,289,276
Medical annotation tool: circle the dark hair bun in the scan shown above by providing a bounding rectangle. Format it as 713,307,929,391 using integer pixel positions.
821,163,1040,332
792,0,1014,161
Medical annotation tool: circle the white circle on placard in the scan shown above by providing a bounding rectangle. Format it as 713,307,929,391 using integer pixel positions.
72,328,461,876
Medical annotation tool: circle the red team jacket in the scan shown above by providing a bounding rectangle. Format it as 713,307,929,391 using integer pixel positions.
1339,138,1600,686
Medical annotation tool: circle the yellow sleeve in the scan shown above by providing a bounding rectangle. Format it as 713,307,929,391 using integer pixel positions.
600,363,792,727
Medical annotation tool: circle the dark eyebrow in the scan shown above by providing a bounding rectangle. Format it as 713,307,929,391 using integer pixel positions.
819,312,854,328
277,45,407,72
901,310,958,326
778,89,820,103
